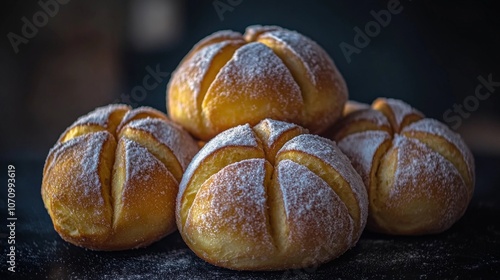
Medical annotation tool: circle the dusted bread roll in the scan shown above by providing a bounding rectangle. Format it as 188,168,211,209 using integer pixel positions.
176,119,367,270
329,98,475,235
167,25,348,141
42,104,199,250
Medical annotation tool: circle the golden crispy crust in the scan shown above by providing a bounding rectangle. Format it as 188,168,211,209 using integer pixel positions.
331,98,475,235
176,119,367,270
167,25,348,141
42,105,199,250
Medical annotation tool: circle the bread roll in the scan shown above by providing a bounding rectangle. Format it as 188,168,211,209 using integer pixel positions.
167,25,348,141
329,98,475,235
42,104,199,250
176,119,367,270
342,100,370,116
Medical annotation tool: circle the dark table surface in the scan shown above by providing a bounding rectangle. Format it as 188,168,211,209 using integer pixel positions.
1,155,499,280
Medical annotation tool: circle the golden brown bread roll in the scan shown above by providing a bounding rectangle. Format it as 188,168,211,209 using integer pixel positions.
328,98,475,235
342,100,370,116
167,25,348,141
42,104,199,250
176,119,368,270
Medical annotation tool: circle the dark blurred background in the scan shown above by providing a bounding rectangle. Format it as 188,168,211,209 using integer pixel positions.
1,0,499,161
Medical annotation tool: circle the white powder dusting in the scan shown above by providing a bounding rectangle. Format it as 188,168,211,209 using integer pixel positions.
189,158,271,243
260,29,327,86
178,124,259,195
390,135,467,228
381,98,423,129
46,131,111,207
73,104,130,128
46,134,84,173
338,130,391,187
244,25,283,41
277,159,354,245
348,109,391,128
259,118,301,147
123,138,160,183
278,134,368,225
126,118,198,170
178,41,230,107
211,42,302,109
116,106,167,131
78,132,109,197
403,118,475,182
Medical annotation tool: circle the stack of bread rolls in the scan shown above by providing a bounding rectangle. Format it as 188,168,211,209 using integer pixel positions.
41,24,475,271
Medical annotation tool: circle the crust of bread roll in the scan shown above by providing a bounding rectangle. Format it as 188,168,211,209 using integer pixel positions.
330,98,475,235
342,100,370,116
167,25,348,141
42,104,199,250
176,119,367,270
